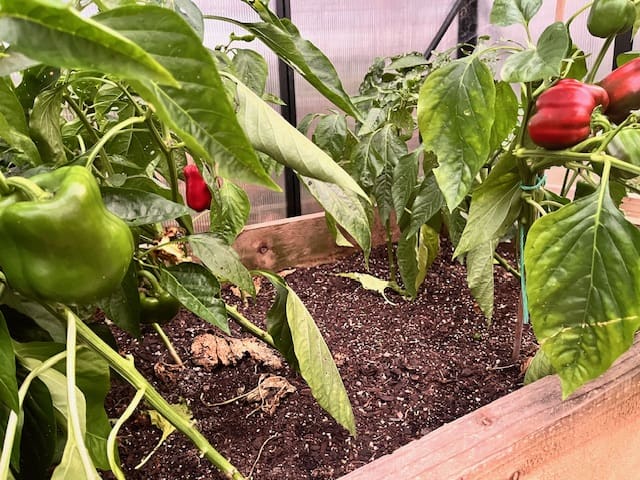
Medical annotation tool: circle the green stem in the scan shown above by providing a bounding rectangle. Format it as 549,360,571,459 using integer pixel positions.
586,36,614,83
107,387,146,480
524,197,547,217
85,116,146,169
63,93,115,177
385,220,397,282
0,351,68,479
0,170,11,196
152,323,184,366
4,177,50,201
566,2,593,27
561,168,579,197
64,308,100,478
65,307,246,480
225,305,276,349
493,252,520,278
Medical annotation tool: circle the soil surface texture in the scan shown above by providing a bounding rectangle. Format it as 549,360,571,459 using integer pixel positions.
104,239,536,480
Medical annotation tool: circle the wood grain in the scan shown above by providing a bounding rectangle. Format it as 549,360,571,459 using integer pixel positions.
339,338,640,480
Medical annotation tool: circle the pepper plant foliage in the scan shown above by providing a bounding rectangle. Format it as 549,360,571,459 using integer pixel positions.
0,0,366,478
417,0,640,398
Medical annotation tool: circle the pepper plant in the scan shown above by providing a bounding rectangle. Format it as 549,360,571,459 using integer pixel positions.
416,0,640,397
0,0,370,478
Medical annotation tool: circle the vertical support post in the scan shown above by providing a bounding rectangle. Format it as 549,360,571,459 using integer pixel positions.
612,29,634,69
275,0,302,217
424,0,465,59
457,0,478,58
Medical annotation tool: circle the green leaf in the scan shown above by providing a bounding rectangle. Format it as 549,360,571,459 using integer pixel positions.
455,154,522,256
232,77,367,199
1,289,65,342
259,271,298,370
98,261,141,337
0,49,38,76
523,348,555,385
19,377,56,479
349,132,383,189
189,233,255,296
0,0,176,86
525,184,640,398
285,287,356,435
101,186,190,226
0,312,18,413
489,82,519,151
215,14,361,121
501,22,570,83
312,113,349,163
371,124,408,224
160,263,229,334
232,49,268,96
0,77,41,165
336,273,394,301
403,173,445,238
301,177,372,261
96,6,276,189
209,181,250,244
30,87,66,164
466,241,496,321
392,150,420,219
397,224,439,299
418,57,496,210
490,0,542,26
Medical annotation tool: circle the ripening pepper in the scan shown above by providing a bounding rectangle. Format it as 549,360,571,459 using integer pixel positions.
606,127,640,178
527,79,609,150
138,271,180,325
600,57,640,123
183,164,212,211
0,166,134,304
587,0,636,38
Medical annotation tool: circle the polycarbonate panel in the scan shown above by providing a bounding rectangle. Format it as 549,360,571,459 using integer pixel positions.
290,0,463,214
194,1,287,224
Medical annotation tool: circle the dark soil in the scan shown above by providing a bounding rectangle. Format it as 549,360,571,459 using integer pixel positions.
103,238,536,480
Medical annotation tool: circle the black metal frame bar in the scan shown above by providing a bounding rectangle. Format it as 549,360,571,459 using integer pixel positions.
612,30,634,69
275,0,302,217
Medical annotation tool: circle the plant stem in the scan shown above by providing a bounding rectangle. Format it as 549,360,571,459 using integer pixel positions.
107,388,146,480
225,305,276,349
63,308,100,478
85,116,146,170
152,323,184,366
493,252,520,278
65,307,246,480
586,36,614,83
384,220,397,282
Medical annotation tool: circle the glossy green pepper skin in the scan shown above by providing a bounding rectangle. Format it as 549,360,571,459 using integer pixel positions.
587,0,636,38
139,288,180,325
0,166,134,304
607,127,640,178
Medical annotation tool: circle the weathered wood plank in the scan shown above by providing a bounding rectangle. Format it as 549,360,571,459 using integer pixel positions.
233,212,393,271
339,337,640,480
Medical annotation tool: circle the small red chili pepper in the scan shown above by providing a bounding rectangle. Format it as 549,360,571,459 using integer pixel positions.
527,79,609,150
183,164,212,211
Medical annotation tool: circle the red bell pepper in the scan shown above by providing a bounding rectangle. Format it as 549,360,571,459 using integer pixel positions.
599,57,640,124
528,79,609,150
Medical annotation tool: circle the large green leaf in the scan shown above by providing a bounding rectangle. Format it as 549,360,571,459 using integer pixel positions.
454,154,522,256
417,57,496,210
101,186,191,226
209,180,250,245
392,150,420,219
466,241,496,321
160,263,229,334
397,224,439,299
371,124,407,224
0,312,18,413
0,77,41,165
98,260,141,337
490,0,542,26
0,48,38,76
19,377,56,479
312,113,350,163
501,22,570,83
0,0,176,86
213,10,361,121
525,183,640,398
232,77,367,199
489,81,519,152
402,173,445,238
285,287,356,435
232,49,268,97
260,271,298,369
29,87,66,164
96,6,276,189
189,233,255,296
302,177,372,261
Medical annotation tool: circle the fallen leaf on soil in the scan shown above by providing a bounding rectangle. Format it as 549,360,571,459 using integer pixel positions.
230,276,263,298
277,268,297,278
191,334,283,369
246,374,296,415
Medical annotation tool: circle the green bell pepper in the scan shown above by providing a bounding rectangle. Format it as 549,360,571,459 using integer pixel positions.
0,166,134,304
587,0,636,38
138,270,180,325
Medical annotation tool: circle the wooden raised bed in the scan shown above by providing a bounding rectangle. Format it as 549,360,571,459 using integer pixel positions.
232,206,640,480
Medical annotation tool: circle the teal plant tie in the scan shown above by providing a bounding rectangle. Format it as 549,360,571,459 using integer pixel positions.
518,174,546,325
